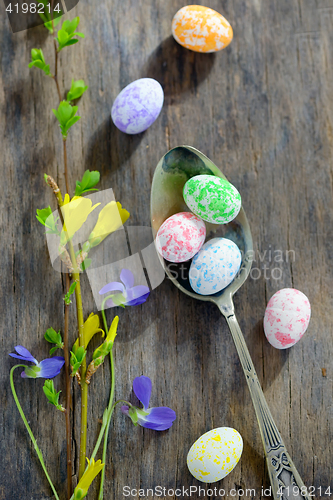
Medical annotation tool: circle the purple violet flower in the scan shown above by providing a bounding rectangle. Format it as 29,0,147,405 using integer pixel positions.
9,345,65,379
99,269,150,307
121,376,176,431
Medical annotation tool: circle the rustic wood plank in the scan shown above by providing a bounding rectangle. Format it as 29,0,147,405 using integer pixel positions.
0,0,332,498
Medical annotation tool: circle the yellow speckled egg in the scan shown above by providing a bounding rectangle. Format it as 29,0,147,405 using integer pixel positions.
187,427,243,482
172,5,233,53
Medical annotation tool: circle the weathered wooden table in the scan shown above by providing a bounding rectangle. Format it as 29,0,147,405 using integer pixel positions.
1,0,332,498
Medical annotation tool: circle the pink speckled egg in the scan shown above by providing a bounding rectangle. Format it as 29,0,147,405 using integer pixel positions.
264,288,311,349
156,212,206,263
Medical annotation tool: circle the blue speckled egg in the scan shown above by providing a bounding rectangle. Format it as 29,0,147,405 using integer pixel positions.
111,78,164,134
189,237,241,295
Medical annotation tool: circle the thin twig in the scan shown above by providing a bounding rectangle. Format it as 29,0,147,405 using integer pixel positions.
63,139,70,195
51,7,62,103
50,21,72,493
47,175,73,500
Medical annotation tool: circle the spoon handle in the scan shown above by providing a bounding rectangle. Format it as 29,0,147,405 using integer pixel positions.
219,304,310,500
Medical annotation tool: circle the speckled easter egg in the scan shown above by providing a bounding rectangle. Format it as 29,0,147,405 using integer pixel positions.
172,5,233,53
156,212,206,263
111,78,164,134
264,289,311,349
183,175,241,224
189,237,241,295
187,427,243,483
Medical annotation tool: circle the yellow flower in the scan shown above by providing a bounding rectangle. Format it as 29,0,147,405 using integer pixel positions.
88,201,129,247
73,313,105,351
60,196,100,243
62,193,80,205
91,316,119,362
74,458,104,500
106,315,119,345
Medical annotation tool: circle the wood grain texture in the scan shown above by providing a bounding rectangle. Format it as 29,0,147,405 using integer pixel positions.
0,0,332,498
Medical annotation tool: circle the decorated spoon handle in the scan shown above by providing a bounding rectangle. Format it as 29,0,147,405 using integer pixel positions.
219,304,310,500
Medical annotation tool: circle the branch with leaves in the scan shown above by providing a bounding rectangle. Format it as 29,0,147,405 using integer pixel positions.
8,7,176,500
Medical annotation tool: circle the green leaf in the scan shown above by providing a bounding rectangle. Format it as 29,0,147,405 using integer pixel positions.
52,101,81,138
64,281,77,304
80,258,92,272
57,17,84,51
53,15,62,27
67,79,88,101
36,206,52,226
66,115,80,130
63,39,79,47
57,29,68,45
44,327,64,355
29,48,51,76
36,207,60,234
74,170,100,196
61,19,71,31
44,327,63,348
43,380,64,411
66,17,80,34
70,346,86,376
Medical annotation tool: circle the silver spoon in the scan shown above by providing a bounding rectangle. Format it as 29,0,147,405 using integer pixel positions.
151,145,310,500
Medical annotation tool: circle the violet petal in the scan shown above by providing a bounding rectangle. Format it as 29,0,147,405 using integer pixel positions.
9,346,38,364
120,269,135,290
39,357,65,378
99,281,125,295
141,420,174,431
126,293,150,306
145,407,176,424
132,376,152,410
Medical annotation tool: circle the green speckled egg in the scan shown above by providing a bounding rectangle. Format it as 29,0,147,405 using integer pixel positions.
183,175,241,224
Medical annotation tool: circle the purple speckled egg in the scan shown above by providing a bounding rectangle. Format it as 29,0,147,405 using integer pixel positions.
111,78,164,134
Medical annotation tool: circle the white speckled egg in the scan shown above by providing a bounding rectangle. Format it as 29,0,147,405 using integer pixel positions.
189,237,241,295
156,212,206,263
264,288,311,349
187,427,243,483
172,5,233,53
183,175,241,224
111,78,164,134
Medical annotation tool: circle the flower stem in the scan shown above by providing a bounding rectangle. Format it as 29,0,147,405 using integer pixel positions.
96,297,117,500
10,365,60,500
67,241,88,479
64,272,73,499
98,348,115,500
90,400,131,464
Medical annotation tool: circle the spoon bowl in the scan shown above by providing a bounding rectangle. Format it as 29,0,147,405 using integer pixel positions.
151,146,310,500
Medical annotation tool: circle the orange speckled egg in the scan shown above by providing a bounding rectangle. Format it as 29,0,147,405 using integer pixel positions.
172,5,233,53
